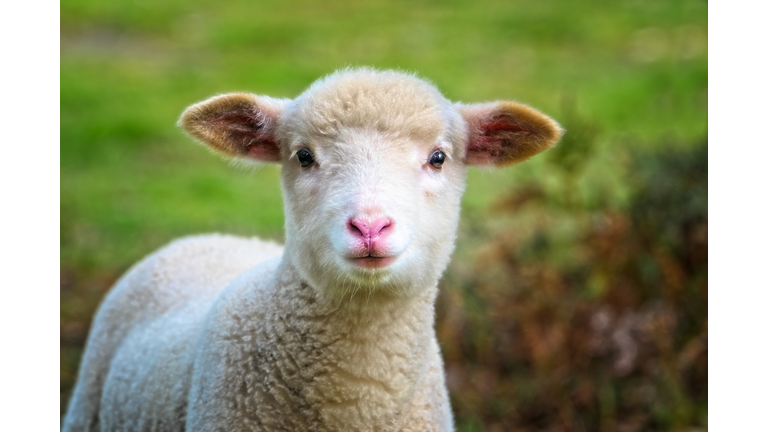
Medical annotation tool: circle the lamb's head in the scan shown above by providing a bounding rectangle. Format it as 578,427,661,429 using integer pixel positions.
180,69,562,300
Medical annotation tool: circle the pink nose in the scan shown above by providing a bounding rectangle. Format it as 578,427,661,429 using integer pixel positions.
348,217,393,244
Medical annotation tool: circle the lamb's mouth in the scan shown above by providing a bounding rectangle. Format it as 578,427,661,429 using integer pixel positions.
348,255,397,269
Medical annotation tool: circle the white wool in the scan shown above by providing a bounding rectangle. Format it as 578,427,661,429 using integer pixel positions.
63,68,562,431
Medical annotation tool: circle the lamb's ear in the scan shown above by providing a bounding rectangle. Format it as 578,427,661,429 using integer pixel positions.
179,93,290,163
458,101,563,166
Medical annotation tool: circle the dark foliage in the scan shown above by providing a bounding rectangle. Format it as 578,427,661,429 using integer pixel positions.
437,132,707,431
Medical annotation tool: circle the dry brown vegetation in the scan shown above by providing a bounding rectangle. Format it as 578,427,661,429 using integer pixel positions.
436,123,707,430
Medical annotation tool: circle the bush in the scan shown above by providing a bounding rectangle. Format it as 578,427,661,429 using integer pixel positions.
437,119,707,431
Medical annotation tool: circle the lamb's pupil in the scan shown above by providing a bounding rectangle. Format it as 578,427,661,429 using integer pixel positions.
429,150,445,168
297,149,314,167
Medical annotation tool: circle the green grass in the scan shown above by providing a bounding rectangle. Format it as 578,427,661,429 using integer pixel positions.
61,0,707,269
61,0,707,425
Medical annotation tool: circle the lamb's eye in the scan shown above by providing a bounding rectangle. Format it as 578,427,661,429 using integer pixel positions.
297,149,315,167
429,150,446,168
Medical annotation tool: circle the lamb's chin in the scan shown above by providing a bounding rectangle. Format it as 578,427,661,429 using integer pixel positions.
314,264,414,298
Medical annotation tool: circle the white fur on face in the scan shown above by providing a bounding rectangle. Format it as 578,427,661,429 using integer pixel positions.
281,129,466,300
276,70,468,299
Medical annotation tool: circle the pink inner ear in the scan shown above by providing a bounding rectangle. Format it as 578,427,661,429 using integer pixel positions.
213,110,281,161
245,140,281,162
216,113,258,125
466,137,503,164
465,115,528,165
481,116,527,134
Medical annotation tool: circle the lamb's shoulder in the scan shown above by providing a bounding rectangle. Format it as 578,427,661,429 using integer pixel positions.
186,256,305,431
63,235,284,432
98,241,283,432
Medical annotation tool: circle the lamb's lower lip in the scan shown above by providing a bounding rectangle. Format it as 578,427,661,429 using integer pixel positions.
348,256,396,268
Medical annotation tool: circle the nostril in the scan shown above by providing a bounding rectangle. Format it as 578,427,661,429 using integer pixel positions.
369,218,393,239
348,218,368,239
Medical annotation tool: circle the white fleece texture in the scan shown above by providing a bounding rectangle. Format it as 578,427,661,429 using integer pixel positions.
63,68,562,432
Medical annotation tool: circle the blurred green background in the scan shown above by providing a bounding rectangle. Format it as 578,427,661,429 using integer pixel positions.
61,0,707,430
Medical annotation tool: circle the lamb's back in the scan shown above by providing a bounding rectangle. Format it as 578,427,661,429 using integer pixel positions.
128,234,283,308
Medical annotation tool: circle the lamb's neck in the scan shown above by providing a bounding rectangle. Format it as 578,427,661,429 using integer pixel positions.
266,259,438,430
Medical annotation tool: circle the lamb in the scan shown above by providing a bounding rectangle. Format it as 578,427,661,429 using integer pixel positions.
62,68,563,432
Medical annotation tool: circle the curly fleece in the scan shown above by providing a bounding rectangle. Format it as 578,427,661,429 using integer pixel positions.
63,235,451,431
63,69,562,432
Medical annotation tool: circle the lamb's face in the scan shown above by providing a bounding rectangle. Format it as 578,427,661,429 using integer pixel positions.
179,68,563,299
273,71,469,298
280,131,467,298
